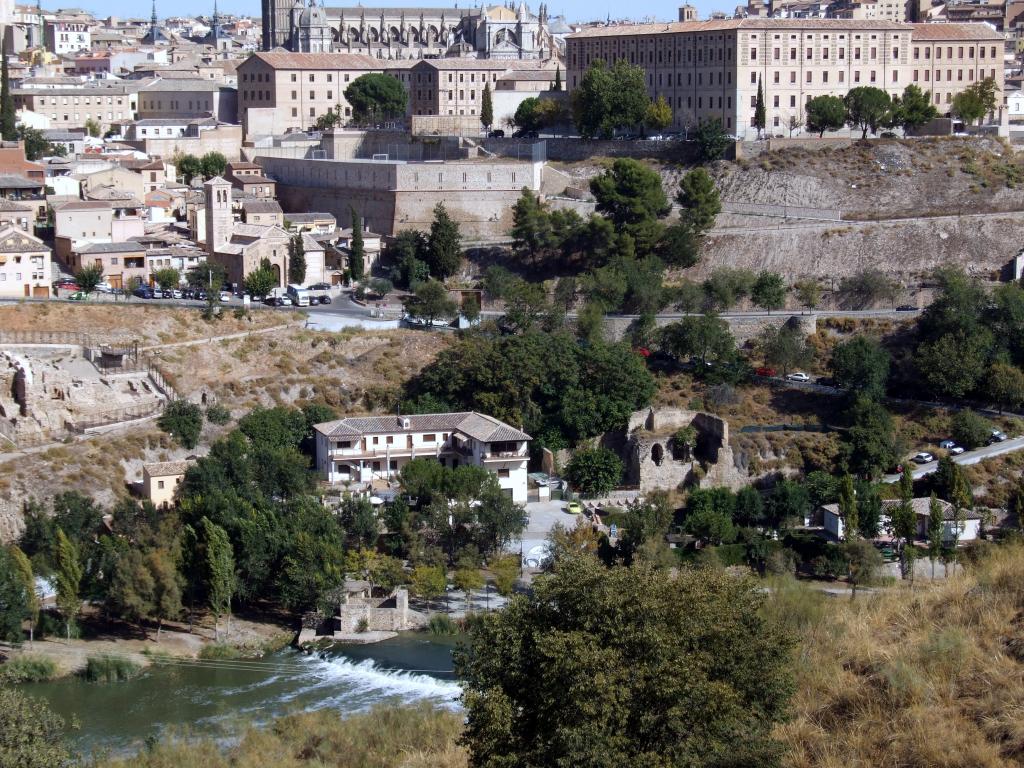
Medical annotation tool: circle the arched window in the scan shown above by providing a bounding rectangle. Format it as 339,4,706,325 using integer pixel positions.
651,443,664,466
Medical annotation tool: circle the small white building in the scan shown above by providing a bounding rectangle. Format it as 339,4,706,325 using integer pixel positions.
314,412,531,503
820,497,981,543
1008,90,1024,118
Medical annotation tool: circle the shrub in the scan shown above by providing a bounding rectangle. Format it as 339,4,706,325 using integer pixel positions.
205,403,231,425
427,614,458,636
356,617,369,633
565,447,624,497
157,400,203,449
0,655,58,684
950,409,992,450
83,655,141,682
198,643,245,660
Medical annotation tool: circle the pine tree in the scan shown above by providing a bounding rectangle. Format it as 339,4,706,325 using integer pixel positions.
0,39,16,141
553,65,562,91
288,234,306,285
349,207,365,282
427,203,462,279
201,518,235,643
839,474,858,540
927,493,944,580
53,529,81,642
481,82,494,129
753,77,766,139
7,546,37,644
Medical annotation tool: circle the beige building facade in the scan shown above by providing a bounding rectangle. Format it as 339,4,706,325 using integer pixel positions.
12,82,143,131
0,227,51,299
142,460,192,508
565,19,1003,138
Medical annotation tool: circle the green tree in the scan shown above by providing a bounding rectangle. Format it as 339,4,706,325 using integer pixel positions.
510,188,554,265
553,64,562,91
0,39,15,141
565,447,623,497
915,331,989,399
349,208,365,282
83,117,101,138
950,409,991,450
480,81,494,129
844,86,892,139
387,230,430,289
461,292,481,324
839,474,858,541
456,553,795,768
694,117,731,163
753,77,766,137
176,154,203,185
490,554,520,596
74,264,105,296
344,72,408,123
839,268,899,309
676,167,720,235
842,396,897,479
927,492,944,579
199,151,227,179
793,278,822,311
830,335,891,400
201,517,235,642
843,537,882,599
985,362,1024,412
53,528,81,641
7,545,37,644
751,270,786,313
411,564,446,604
513,97,544,132
645,94,673,132
0,548,28,642
590,158,671,253
0,689,73,768
657,223,700,269
17,125,62,160
659,314,736,369
571,59,649,139
405,279,457,326
758,323,811,376
288,234,306,285
805,94,846,137
147,548,182,638
244,261,277,299
158,400,203,450
893,83,937,133
151,267,180,291
703,267,756,310
891,466,917,580
952,77,997,124
453,565,484,602
426,203,462,279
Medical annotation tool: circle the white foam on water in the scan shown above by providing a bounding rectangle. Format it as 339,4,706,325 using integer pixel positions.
299,653,462,706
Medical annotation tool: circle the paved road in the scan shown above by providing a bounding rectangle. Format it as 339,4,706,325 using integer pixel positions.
882,435,1024,483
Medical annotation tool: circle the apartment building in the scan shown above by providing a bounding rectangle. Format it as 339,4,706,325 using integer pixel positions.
565,19,1003,138
0,227,51,299
12,82,145,131
137,79,238,122
66,241,148,290
237,51,386,136
53,199,146,261
313,412,532,503
45,19,91,55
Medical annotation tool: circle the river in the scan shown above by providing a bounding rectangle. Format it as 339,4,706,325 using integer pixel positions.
20,634,464,758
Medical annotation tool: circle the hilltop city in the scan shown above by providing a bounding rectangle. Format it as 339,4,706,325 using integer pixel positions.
2,0,1024,766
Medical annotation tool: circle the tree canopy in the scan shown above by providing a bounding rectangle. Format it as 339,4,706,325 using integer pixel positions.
805,95,846,137
344,73,408,123
844,87,892,139
572,59,649,139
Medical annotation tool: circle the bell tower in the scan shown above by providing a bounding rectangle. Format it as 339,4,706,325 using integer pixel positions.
204,176,232,255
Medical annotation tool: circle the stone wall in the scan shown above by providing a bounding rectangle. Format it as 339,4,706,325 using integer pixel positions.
334,588,425,632
123,125,244,161
601,312,816,346
481,137,695,163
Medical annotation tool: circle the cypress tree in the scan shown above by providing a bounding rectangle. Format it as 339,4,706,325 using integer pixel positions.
553,65,562,91
349,207,365,282
0,39,16,141
53,529,81,642
481,82,494,129
201,518,235,643
753,77,766,139
426,203,462,279
288,233,306,284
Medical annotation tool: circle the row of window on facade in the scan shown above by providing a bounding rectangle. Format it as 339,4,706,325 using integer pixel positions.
142,99,211,111
49,112,126,121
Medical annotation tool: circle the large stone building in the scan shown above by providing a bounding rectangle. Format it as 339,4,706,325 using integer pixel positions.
263,0,556,60
12,81,146,131
565,19,1004,138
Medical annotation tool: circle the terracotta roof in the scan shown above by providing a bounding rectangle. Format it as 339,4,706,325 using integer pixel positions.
242,199,283,214
144,459,194,476
241,51,384,70
567,18,918,38
910,22,1003,41
315,411,530,442
821,497,982,521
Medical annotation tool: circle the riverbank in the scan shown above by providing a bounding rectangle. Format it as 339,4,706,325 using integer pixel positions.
1,610,294,678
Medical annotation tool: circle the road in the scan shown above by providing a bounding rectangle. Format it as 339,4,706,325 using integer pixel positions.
882,435,1024,483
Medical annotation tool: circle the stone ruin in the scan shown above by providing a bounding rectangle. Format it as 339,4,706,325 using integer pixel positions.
624,407,746,493
0,346,167,445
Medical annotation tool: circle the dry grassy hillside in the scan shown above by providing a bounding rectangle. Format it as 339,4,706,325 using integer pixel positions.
777,543,1024,768
0,302,293,346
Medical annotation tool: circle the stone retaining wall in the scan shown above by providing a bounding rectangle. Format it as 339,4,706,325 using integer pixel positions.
601,312,816,345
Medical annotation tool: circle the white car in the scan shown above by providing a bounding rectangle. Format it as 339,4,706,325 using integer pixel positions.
170,289,183,299
950,445,966,455
912,452,935,464
218,290,231,302
991,429,1008,443
786,372,811,382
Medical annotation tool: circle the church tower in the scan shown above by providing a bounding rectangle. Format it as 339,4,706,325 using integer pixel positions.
204,176,232,256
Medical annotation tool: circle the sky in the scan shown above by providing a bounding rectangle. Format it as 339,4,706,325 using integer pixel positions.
98,0,728,28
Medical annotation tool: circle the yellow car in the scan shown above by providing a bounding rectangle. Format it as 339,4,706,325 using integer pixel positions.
566,500,583,515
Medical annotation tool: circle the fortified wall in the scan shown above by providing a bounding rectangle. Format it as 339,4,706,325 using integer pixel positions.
601,313,816,346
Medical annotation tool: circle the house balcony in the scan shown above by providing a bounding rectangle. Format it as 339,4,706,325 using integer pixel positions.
481,449,528,461
328,445,448,461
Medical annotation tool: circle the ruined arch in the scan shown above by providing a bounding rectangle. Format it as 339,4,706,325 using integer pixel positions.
651,443,664,466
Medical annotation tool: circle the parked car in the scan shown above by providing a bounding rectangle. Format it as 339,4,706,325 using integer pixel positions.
54,279,79,291
512,129,538,139
991,429,1009,443
786,372,811,382
566,500,583,515
319,295,332,304
181,288,194,300
67,291,87,301
194,289,208,301
488,129,505,138
95,282,114,294
219,290,231,302
133,286,155,299
912,452,935,464
403,314,427,328
170,289,183,299
755,366,777,377
950,445,966,455
896,304,917,312
939,439,956,449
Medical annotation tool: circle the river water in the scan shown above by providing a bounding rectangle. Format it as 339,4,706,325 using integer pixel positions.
21,634,464,758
